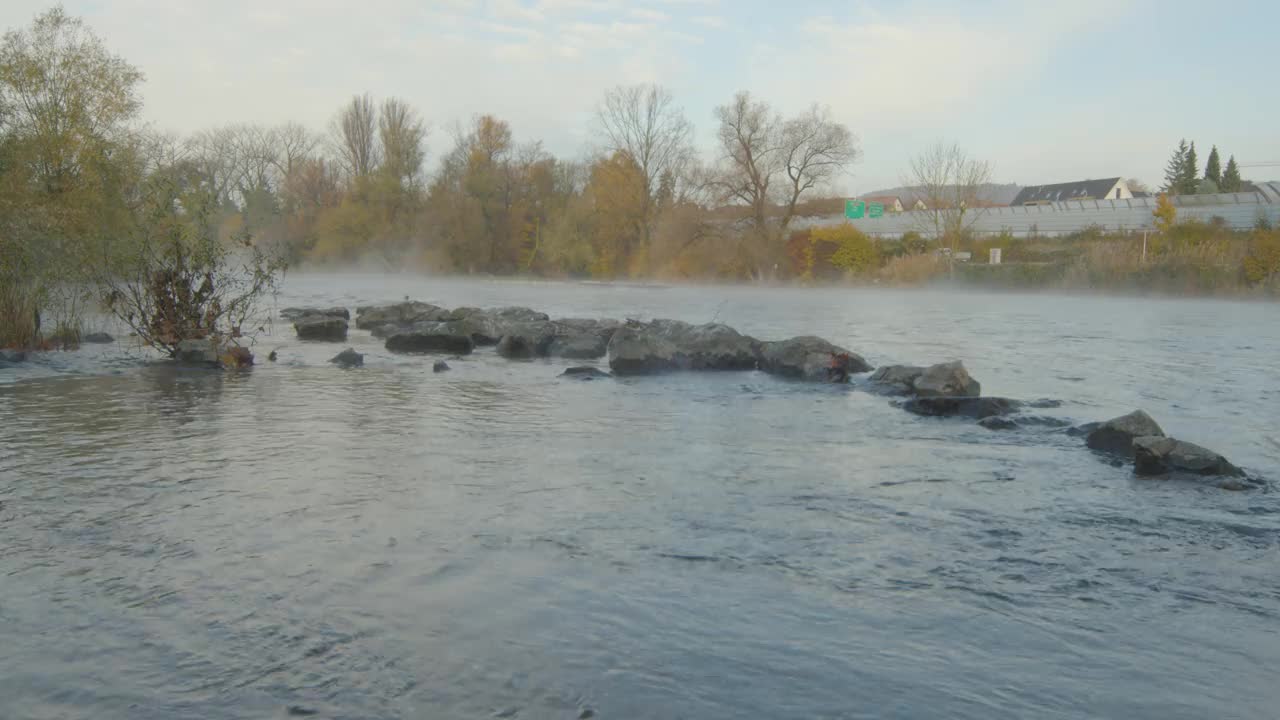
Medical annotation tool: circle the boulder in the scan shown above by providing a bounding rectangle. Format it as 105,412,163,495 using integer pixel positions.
174,338,221,366
607,323,679,375
281,307,349,321
82,332,115,344
453,306,551,345
329,348,364,368
385,323,474,355
496,321,557,358
902,396,1021,419
562,366,611,380
913,361,981,398
1132,436,1245,478
355,301,450,330
546,318,620,359
758,335,871,381
867,365,924,394
656,320,759,371
1085,410,1164,457
294,315,349,341
433,360,450,373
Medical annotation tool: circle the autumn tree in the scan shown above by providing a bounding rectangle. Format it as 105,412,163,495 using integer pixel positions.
593,84,693,261
707,91,858,278
905,141,993,250
1153,192,1177,233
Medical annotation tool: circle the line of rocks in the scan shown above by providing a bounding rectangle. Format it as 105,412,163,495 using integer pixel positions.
1074,410,1258,490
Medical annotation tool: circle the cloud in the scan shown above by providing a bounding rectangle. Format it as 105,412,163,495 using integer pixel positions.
691,15,725,28
628,8,669,22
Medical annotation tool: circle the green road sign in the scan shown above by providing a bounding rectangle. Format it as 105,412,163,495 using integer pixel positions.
868,202,885,218
845,200,865,219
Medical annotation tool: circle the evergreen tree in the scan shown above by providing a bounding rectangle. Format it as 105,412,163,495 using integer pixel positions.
1180,141,1199,195
1162,139,1188,193
1221,155,1243,193
1204,145,1222,186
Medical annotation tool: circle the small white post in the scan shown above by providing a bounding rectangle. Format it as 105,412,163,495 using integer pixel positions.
1142,229,1148,264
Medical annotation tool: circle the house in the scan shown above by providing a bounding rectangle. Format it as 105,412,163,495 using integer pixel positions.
1011,177,1131,206
861,195,904,213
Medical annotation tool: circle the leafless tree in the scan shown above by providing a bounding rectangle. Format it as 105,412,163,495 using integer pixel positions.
905,141,993,249
270,121,318,180
708,91,858,277
330,93,379,180
378,97,427,188
594,84,694,247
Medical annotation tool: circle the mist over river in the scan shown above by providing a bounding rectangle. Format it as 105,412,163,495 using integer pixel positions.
2,275,1278,720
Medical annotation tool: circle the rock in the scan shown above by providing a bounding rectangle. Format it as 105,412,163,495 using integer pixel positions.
495,321,557,358
758,335,871,381
1085,410,1164,457
82,332,114,344
385,323,474,355
294,315,349,341
546,318,620,359
267,350,278,362
1132,436,1245,478
0,349,28,364
355,301,450,330
607,323,679,375
174,338,221,366
453,306,551,345
433,360,450,373
656,320,759,370
561,366,611,380
281,306,349,321
913,361,981,398
329,348,364,368
978,416,1019,430
867,364,924,394
902,396,1021,419
220,346,254,368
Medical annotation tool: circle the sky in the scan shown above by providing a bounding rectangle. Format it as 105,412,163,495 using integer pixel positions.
3,0,1278,194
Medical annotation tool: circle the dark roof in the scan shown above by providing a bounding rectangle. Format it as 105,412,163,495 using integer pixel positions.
1011,177,1123,205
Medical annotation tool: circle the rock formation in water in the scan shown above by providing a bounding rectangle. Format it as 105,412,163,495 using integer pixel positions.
329,348,364,368
82,332,114,344
757,335,870,381
901,396,1020,419
868,360,980,398
433,360,450,372
562,366,611,380
384,323,475,355
1083,410,1165,457
1132,436,1244,478
294,314,349,341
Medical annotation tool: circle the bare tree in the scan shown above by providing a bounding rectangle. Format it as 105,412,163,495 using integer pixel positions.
330,93,379,180
378,97,427,188
270,121,318,180
905,141,993,249
594,84,694,248
708,91,858,278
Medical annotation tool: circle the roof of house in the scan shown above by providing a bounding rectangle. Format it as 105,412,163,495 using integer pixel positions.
862,195,902,206
1011,177,1123,205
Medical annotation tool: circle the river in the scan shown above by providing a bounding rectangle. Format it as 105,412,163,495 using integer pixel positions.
2,275,1278,719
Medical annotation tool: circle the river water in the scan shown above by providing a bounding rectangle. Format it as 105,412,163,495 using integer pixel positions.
2,275,1278,720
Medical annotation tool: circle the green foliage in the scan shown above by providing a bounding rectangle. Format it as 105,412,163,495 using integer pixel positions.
1162,139,1188,194
1181,142,1199,195
1221,156,1243,193
1196,178,1220,195
808,223,879,279
1204,146,1222,186
1243,230,1280,285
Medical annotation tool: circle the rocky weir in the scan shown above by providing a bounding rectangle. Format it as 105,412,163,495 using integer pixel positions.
276,300,1263,490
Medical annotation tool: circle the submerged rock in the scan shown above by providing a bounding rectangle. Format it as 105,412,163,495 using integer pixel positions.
355,301,450,331
329,348,364,368
902,396,1021,419
561,366,611,380
495,321,557,358
1132,436,1245,478
867,364,925,394
294,314,349,341
978,416,1019,430
0,349,28,363
385,323,474,355
758,336,871,381
82,332,114,344
174,338,221,366
433,360,450,373
913,360,981,398
1085,410,1164,457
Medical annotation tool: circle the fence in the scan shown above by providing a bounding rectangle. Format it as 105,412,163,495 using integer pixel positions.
792,182,1280,238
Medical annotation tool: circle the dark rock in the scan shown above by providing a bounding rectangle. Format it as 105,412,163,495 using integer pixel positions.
0,349,27,363
495,321,557,358
82,332,114,344
561,366,611,380
453,306,551,345
1133,436,1245,478
294,315,349,341
758,335,871,381
329,348,364,368
978,416,1019,430
385,323,474,355
174,338,221,366
913,360,981,398
546,318,620,359
1067,422,1100,437
1085,410,1164,457
281,306,349,321
1018,415,1072,428
267,350,278,362
433,360,450,372
606,323,678,375
902,396,1021,418
355,301,450,330
867,364,924,394
1026,398,1063,409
